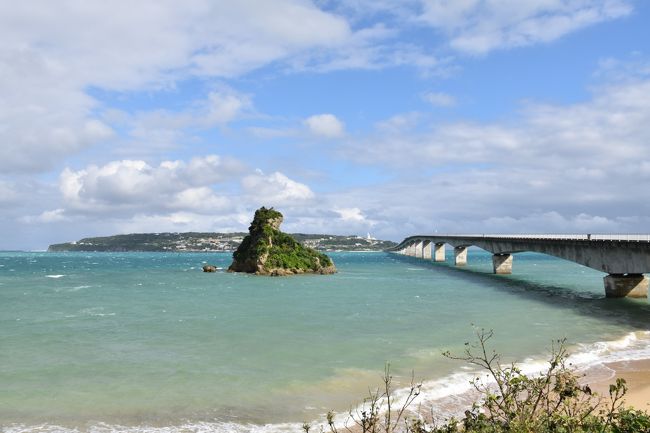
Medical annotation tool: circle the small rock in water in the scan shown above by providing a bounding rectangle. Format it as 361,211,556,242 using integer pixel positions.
202,265,218,272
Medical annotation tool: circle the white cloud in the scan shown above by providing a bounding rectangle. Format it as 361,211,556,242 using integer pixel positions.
168,187,231,213
0,49,114,172
3,1,623,175
119,90,253,157
242,171,315,205
320,1,631,56
21,209,68,224
247,126,299,139
418,0,632,54
132,89,251,131
304,114,345,138
0,181,18,204
287,23,443,74
1,1,353,90
111,211,254,235
335,207,367,222
423,91,456,107
348,74,650,170
50,159,317,240
330,69,650,237
59,155,241,215
375,113,424,134
0,1,359,174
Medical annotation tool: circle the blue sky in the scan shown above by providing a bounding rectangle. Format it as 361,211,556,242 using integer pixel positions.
1,0,650,250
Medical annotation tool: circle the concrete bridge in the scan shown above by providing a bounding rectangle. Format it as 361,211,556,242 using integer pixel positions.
389,234,650,298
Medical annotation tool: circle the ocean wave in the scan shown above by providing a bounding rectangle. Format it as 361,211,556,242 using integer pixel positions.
45,274,65,279
5,332,650,433
409,330,650,419
323,330,650,428
1,421,307,433
79,307,116,317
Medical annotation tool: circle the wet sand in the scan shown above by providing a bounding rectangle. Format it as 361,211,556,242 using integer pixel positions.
589,359,650,410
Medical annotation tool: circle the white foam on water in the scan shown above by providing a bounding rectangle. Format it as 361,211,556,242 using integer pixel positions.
79,307,116,317
5,332,650,433
1,422,307,433
317,330,650,430
45,275,65,279
409,330,650,418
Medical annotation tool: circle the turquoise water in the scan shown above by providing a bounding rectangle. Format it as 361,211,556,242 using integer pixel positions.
2,251,650,432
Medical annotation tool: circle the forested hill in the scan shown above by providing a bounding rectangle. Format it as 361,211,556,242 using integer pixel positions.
47,232,396,252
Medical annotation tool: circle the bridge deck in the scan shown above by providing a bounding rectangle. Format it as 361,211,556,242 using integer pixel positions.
390,234,650,298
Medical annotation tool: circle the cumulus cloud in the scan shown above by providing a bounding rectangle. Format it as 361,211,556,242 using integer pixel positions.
242,171,315,205
59,155,242,215
43,158,320,242
304,114,345,138
335,207,367,222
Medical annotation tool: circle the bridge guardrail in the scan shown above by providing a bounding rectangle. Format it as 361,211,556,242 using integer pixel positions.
394,234,650,247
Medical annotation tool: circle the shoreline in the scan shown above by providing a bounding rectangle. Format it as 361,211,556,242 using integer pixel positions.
588,358,650,411
4,355,650,433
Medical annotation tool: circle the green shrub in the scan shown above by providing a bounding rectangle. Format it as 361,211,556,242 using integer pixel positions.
307,329,650,433
231,207,334,273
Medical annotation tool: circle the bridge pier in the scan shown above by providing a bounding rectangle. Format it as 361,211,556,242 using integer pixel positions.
410,242,418,256
434,243,445,262
604,274,649,298
492,254,513,274
454,246,468,266
423,240,432,259
414,240,424,258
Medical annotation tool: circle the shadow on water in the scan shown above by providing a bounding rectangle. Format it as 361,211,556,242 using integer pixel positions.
391,254,650,331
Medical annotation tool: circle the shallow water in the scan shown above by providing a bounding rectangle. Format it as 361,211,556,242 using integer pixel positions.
2,251,650,432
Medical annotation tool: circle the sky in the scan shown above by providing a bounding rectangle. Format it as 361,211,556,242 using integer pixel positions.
2,0,650,250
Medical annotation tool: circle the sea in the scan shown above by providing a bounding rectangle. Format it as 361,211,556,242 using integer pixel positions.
2,250,650,433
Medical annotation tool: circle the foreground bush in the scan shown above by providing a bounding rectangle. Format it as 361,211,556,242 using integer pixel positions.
305,329,650,433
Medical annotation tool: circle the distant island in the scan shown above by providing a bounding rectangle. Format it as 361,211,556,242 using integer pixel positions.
47,230,396,253
228,207,336,275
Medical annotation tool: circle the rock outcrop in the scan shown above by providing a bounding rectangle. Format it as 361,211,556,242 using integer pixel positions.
228,207,336,276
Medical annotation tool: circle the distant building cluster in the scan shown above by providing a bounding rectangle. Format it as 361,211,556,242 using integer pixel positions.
48,232,396,252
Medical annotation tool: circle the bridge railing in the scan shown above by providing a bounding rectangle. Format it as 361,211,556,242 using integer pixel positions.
590,234,650,242
397,234,650,244
481,234,650,242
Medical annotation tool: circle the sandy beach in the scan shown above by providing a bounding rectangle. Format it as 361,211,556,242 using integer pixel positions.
589,359,650,411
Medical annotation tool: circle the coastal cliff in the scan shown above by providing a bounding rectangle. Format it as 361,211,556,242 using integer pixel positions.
228,207,336,276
